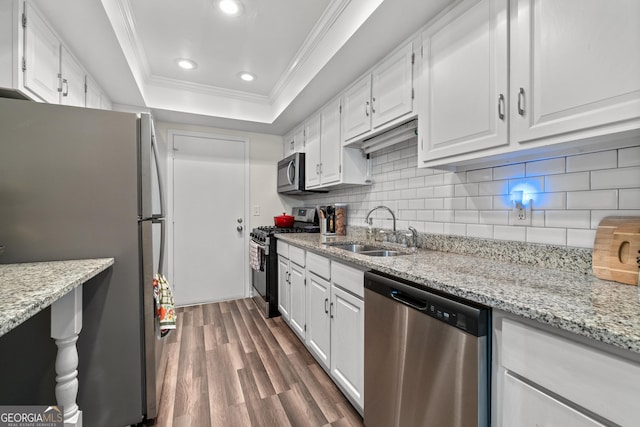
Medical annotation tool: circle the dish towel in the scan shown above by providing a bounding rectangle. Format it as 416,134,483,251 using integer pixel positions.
249,240,264,271
153,273,177,336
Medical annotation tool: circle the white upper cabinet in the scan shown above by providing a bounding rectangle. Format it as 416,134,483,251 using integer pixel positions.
59,45,85,107
283,125,305,158
304,113,322,189
418,0,508,162
418,0,640,168
319,99,341,186
22,2,59,104
371,42,414,129
342,42,416,145
85,75,102,109
511,0,640,145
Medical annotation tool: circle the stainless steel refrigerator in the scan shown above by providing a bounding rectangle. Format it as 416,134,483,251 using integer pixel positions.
0,97,167,426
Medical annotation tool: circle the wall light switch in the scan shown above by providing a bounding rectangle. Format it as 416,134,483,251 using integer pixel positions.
252,205,260,216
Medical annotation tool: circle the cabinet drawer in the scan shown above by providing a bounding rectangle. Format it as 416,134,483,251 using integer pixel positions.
503,371,605,427
502,318,640,426
289,245,305,267
307,251,330,280
277,240,288,257
331,261,365,298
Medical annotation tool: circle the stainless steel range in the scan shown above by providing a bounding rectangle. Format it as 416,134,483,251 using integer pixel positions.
250,207,319,318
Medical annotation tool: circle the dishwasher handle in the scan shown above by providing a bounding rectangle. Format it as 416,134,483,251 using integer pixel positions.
390,290,428,311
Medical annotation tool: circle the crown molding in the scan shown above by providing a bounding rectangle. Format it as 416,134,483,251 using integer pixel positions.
146,75,271,104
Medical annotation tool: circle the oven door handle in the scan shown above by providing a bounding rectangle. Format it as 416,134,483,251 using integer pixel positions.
251,239,269,255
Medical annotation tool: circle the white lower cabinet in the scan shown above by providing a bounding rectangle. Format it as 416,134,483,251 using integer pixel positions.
279,246,366,415
493,311,640,427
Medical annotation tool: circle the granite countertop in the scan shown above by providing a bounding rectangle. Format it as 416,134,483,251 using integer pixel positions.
276,233,640,354
0,258,114,338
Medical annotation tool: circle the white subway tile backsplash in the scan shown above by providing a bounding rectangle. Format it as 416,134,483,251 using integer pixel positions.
591,167,640,189
467,196,493,210
455,210,479,223
305,140,638,250
494,226,526,242
532,192,566,210
444,197,466,210
444,172,466,185
494,163,525,180
467,224,494,239
527,227,567,245
479,210,509,225
444,223,467,236
567,229,597,248
545,210,591,228
434,210,454,222
620,189,640,209
434,185,455,198
567,190,618,209
479,180,509,196
526,158,565,176
566,150,617,172
618,145,640,167
455,183,479,197
467,168,493,182
545,172,590,192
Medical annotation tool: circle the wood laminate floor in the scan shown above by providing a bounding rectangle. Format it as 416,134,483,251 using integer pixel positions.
154,298,365,427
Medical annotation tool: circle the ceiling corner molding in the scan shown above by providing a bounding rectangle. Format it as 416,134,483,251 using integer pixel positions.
117,0,152,79
269,0,352,101
146,75,271,104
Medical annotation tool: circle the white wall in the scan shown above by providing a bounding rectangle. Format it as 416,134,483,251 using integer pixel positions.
301,138,640,249
154,121,288,229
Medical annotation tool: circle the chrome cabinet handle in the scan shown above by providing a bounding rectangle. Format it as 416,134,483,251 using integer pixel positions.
517,88,525,116
319,163,323,174
498,94,505,120
371,97,376,114
329,301,334,319
365,101,370,117
324,298,328,314
62,78,69,97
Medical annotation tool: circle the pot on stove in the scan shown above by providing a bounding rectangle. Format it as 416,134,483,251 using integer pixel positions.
274,212,295,228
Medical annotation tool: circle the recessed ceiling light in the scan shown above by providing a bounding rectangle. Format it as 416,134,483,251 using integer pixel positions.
176,58,197,70
219,0,241,16
238,72,255,82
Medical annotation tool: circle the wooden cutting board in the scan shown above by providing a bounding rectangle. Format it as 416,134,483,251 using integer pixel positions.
592,216,640,285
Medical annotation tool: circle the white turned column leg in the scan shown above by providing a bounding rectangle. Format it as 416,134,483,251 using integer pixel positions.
51,286,83,427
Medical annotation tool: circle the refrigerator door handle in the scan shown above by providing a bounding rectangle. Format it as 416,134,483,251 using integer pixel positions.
153,218,166,276
150,120,166,219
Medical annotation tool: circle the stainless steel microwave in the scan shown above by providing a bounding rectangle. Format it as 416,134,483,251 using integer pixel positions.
277,152,306,194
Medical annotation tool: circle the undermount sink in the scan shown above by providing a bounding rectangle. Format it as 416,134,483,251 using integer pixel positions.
325,242,408,257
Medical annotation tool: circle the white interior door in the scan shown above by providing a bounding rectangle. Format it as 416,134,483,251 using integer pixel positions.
171,131,247,306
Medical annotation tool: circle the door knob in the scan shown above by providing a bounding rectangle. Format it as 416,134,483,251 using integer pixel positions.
237,218,243,223
237,225,243,232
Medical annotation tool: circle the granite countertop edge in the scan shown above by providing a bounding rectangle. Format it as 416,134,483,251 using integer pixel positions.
276,234,640,355
0,258,115,338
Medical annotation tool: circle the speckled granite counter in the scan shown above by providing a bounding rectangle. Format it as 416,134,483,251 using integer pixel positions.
277,234,640,354
0,258,114,337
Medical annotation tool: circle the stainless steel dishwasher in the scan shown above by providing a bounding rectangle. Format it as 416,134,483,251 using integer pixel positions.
364,271,490,427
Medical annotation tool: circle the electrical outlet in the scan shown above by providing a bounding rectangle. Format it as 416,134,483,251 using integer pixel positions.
509,199,532,226
252,205,260,216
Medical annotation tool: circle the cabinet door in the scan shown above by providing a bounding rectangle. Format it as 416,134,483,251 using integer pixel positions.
59,46,85,107
502,372,606,427
418,0,508,163
319,100,341,186
277,256,290,321
293,126,305,153
306,272,331,370
85,76,102,109
372,42,414,129
305,114,321,189
23,3,60,104
330,285,364,410
288,261,306,340
342,75,372,142
511,0,640,145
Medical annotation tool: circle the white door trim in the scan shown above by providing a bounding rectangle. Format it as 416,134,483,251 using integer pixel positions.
166,129,251,302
